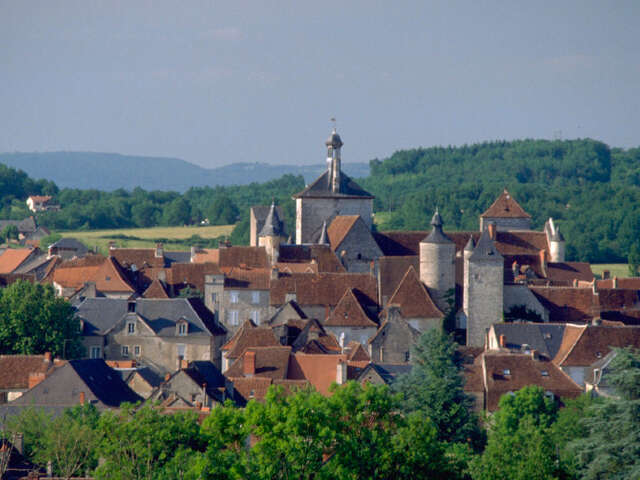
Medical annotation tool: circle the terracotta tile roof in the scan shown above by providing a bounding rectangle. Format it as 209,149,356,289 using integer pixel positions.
219,246,269,269
546,262,594,285
53,264,102,290
597,288,640,310
327,215,360,251
0,272,35,287
278,244,345,273
374,231,426,256
222,319,257,352
0,248,35,274
191,248,220,264
287,353,350,395
494,231,548,256
292,319,342,354
597,278,640,290
142,278,170,298
223,267,271,290
225,346,292,379
0,355,64,389
530,286,598,323
553,324,640,367
229,377,309,404
109,248,165,269
165,262,222,293
270,272,377,308
224,324,279,360
481,189,531,219
28,195,52,203
386,266,443,319
378,256,419,302
481,352,581,411
325,288,378,327
93,257,136,293
344,341,371,362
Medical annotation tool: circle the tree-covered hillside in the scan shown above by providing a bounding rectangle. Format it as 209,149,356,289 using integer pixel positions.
2,138,639,263
360,139,640,262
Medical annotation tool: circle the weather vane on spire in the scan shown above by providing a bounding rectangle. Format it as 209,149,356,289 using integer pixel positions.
330,117,336,131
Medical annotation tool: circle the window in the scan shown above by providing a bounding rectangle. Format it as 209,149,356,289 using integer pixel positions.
134,345,141,357
177,344,186,358
250,310,260,325
178,322,188,336
211,292,218,304
541,370,549,377
90,346,102,359
127,302,136,313
121,345,129,357
404,351,410,362
503,369,511,376
228,310,239,326
252,291,260,304
127,322,135,334
230,291,239,304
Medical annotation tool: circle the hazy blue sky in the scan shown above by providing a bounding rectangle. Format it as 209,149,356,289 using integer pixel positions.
1,1,638,168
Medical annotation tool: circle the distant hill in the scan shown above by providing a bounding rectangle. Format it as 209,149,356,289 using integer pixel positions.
0,152,370,192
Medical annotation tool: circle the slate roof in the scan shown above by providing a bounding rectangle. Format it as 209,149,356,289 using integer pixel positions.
491,323,567,360
0,217,37,234
292,171,373,199
481,189,531,218
422,210,454,244
6,359,142,409
49,236,88,252
479,352,582,411
553,324,640,367
358,363,412,385
258,203,284,237
469,229,503,262
270,272,377,308
76,297,226,337
325,288,378,327
386,266,443,319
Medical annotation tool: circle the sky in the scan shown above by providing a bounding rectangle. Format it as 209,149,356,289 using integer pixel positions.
1,1,639,169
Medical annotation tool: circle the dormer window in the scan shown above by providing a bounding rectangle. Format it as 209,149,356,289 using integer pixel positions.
177,320,188,336
127,322,135,335
128,301,136,313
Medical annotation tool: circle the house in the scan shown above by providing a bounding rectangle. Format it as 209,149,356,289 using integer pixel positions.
479,189,532,232
464,351,583,412
51,255,136,298
326,215,382,273
26,195,59,213
220,319,280,371
47,237,88,260
75,297,227,372
0,353,64,404
0,248,40,275
487,323,568,360
369,306,421,364
357,363,412,386
0,359,142,417
323,288,378,345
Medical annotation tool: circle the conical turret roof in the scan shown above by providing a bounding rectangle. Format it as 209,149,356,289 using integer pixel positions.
422,209,453,244
469,229,503,262
318,220,328,245
258,202,283,237
325,128,343,148
464,236,476,252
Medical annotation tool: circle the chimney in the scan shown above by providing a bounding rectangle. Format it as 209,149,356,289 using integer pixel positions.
195,400,202,410
190,246,197,263
243,351,256,377
531,349,539,361
499,334,506,348
79,391,85,405
336,360,347,385
181,359,189,370
387,305,401,322
164,373,171,382
202,382,208,407
613,276,618,289
487,222,496,240
603,270,611,280
573,278,578,287
369,261,375,277
28,372,46,389
539,250,547,277
155,243,164,258
44,352,52,363
271,266,279,280
592,279,598,294
325,305,330,321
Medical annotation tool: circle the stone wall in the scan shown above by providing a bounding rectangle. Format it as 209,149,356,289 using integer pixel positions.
419,241,456,313
480,216,531,232
296,197,373,244
334,219,382,273
465,259,504,347
324,325,378,346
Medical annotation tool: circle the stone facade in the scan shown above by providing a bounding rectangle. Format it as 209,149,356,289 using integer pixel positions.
419,241,456,313
368,307,420,364
330,217,382,273
295,197,373,244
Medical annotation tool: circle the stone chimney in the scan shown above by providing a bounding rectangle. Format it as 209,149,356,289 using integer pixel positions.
487,221,496,240
180,359,189,370
499,334,506,348
613,276,618,289
28,372,46,389
336,360,347,385
155,243,164,258
190,246,197,263
539,250,547,277
243,351,256,377
79,391,85,405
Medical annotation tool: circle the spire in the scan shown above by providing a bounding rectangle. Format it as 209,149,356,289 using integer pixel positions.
464,236,476,252
422,208,452,244
258,202,283,237
318,220,328,245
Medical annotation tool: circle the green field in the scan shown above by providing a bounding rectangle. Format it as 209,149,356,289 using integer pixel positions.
590,264,630,279
60,225,234,254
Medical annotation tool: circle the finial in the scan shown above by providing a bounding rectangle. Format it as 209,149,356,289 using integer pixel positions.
330,117,336,132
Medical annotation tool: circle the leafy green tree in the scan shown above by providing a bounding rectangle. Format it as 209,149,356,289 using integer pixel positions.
393,329,484,449
1,224,19,243
38,232,62,249
131,201,160,228
471,386,567,480
567,348,640,479
0,281,83,357
207,195,239,225
160,197,192,226
4,407,51,461
628,241,640,276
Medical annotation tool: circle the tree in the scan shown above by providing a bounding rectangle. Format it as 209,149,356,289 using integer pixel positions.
160,197,192,226
471,386,567,480
1,225,19,243
393,329,484,449
0,281,83,358
628,241,640,276
567,348,640,479
207,195,239,226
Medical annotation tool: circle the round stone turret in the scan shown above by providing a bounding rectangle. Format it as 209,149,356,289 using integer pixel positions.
419,209,456,313
549,226,566,262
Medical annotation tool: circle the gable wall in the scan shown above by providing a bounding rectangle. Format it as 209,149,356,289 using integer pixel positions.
296,197,373,244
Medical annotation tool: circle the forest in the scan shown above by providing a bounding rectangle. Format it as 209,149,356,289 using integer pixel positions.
2,138,640,262
2,329,639,480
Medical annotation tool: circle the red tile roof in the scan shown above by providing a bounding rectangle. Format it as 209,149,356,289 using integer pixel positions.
386,266,443,319
191,248,220,264
344,341,370,362
165,262,222,293
109,248,165,269
287,353,350,395
0,248,35,274
546,262,594,285
530,287,598,323
327,215,360,251
278,244,345,273
325,289,378,327
223,267,271,290
28,195,52,203
225,346,292,379
270,272,377,308
597,278,640,290
0,355,64,389
553,324,640,367
219,246,269,269
480,352,581,411
378,256,419,302
93,257,136,293
142,278,170,298
481,189,531,219
222,322,279,360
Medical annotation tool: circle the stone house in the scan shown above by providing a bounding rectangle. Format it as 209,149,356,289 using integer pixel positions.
326,215,382,273
26,195,60,213
479,189,532,232
357,363,412,386
323,288,378,345
220,319,280,372
51,255,136,299
75,297,227,372
368,306,421,364
0,353,63,404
